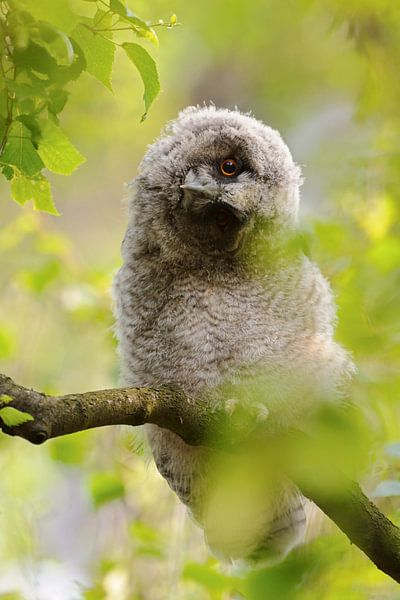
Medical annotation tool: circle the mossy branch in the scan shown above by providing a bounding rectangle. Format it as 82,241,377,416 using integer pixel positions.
1,372,400,584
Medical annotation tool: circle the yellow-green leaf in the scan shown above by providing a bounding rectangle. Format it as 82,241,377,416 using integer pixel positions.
89,472,126,507
11,174,59,215
37,119,85,176
0,394,13,405
0,406,34,427
14,0,78,34
0,121,44,177
122,43,160,121
137,27,159,47
72,21,115,90
33,23,74,66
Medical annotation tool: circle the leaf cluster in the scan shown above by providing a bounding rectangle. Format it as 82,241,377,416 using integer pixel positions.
0,0,177,213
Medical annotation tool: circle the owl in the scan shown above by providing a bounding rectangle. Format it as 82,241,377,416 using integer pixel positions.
113,106,353,563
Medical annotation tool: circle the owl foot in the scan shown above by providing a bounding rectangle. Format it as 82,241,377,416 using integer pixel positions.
223,398,269,439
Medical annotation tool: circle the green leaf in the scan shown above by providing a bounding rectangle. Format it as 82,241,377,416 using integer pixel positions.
110,0,127,15
0,406,34,427
54,40,86,85
14,42,57,77
122,43,160,121
89,472,126,507
31,179,58,214
6,80,39,101
183,562,237,595
0,326,16,358
48,89,69,116
2,165,14,180
0,121,44,176
0,394,13,405
37,119,85,175
130,521,166,558
32,23,74,66
50,432,91,465
11,173,59,215
71,21,115,90
14,0,78,34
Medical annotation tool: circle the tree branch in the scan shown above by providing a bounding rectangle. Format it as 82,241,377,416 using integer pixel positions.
1,372,400,584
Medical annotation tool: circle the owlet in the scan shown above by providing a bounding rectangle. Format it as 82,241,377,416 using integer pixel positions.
113,106,353,562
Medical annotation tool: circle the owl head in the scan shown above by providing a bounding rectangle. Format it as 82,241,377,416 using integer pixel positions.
128,106,302,263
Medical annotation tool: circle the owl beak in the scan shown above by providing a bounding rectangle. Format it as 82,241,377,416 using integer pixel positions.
180,181,248,223
180,182,219,199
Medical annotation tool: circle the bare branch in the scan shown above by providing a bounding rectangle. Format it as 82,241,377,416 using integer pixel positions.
1,372,400,584
0,373,228,446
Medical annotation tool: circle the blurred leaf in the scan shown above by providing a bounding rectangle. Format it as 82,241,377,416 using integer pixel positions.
183,561,238,599
0,327,16,359
130,521,166,558
32,23,74,66
13,41,57,77
122,43,160,121
89,471,126,507
50,432,91,465
131,520,161,544
17,256,62,292
83,587,104,600
355,194,396,241
136,27,159,48
13,0,78,34
47,89,70,116
0,394,13,405
0,406,33,427
2,165,14,180
242,558,305,600
367,237,400,273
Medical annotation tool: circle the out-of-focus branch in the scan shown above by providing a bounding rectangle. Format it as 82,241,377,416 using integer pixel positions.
1,372,400,584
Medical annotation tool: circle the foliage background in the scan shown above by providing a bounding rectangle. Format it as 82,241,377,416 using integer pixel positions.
1,0,400,598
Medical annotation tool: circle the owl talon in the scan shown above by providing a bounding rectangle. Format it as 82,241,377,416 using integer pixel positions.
223,398,269,434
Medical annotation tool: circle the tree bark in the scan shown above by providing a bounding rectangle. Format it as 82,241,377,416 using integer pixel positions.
1,372,400,584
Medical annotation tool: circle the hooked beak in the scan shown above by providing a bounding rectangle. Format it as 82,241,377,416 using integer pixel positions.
180,181,248,223
180,181,220,199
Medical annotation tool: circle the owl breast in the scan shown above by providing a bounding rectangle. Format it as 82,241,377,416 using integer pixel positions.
115,264,297,397
115,253,348,431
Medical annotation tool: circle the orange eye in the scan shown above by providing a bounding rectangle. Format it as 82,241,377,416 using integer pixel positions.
220,158,238,177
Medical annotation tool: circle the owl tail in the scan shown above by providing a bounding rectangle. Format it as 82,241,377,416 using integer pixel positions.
203,487,312,565
245,495,308,565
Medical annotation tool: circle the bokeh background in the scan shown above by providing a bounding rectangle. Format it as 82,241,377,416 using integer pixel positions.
1,0,400,598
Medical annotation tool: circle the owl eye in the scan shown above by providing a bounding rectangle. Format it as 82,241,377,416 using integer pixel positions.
220,158,239,177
